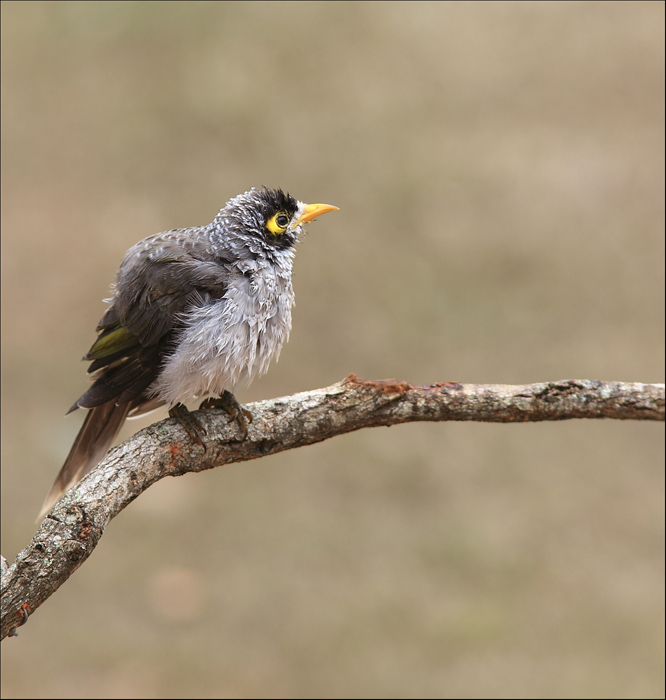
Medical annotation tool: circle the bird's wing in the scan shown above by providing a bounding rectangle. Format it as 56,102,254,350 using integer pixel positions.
74,231,232,410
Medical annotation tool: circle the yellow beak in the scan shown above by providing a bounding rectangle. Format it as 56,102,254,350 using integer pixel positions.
296,202,339,225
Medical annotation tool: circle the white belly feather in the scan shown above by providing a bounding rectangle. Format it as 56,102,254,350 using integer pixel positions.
151,260,294,405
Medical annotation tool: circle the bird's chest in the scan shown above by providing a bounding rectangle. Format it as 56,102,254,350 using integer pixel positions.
221,269,294,358
154,262,295,402
226,269,289,323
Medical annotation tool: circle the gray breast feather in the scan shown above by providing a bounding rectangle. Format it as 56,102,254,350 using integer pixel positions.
150,261,295,404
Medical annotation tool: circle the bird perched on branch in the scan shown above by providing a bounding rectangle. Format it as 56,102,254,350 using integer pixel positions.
39,187,338,519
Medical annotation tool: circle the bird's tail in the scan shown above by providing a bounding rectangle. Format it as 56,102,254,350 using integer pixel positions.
38,401,134,520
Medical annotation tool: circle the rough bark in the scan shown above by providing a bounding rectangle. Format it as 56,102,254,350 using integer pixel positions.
2,375,664,640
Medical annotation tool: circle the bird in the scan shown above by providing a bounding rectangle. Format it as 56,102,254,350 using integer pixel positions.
38,187,338,519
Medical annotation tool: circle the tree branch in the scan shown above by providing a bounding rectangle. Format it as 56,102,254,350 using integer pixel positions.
2,375,663,639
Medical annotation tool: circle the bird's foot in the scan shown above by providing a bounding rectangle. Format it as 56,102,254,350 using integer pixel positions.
169,402,206,448
200,390,252,439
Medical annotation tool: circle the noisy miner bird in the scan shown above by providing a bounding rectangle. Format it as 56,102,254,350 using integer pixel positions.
39,187,338,519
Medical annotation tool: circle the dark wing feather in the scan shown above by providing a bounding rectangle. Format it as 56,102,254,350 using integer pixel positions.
40,230,233,519
76,233,233,408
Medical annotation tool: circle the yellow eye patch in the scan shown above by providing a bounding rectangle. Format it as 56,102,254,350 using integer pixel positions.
266,211,291,235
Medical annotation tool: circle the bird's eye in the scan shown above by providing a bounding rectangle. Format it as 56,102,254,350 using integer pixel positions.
266,212,291,235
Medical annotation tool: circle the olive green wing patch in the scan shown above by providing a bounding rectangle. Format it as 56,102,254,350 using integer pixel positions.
84,324,139,362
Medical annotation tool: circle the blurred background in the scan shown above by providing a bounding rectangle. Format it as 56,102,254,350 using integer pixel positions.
1,1,664,698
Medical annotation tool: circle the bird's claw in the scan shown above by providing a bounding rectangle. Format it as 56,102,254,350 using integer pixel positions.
169,402,207,448
200,390,252,439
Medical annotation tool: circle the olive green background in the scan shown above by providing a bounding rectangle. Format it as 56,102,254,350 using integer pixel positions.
1,1,664,698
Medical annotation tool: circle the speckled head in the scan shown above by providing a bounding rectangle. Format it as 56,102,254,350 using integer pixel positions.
216,187,338,251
